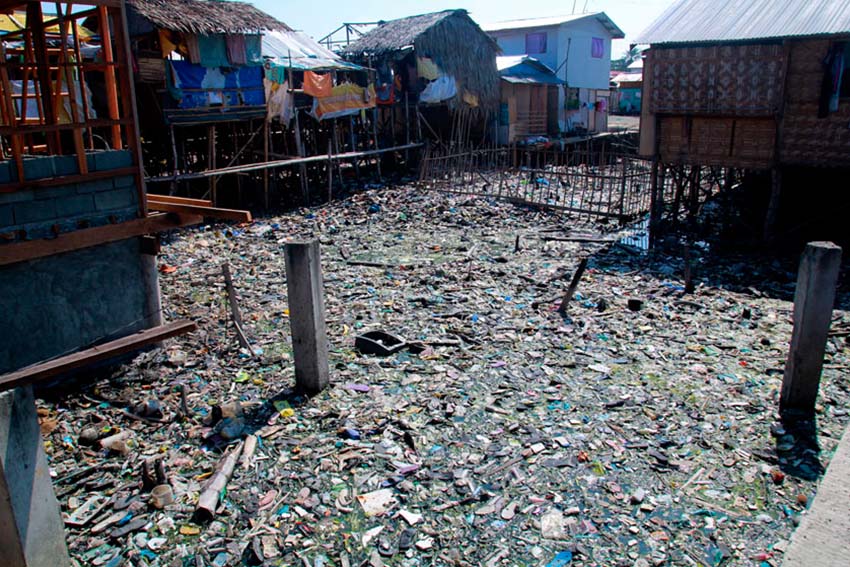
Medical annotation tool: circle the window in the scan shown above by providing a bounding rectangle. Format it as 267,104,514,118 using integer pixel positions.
591,37,604,59
526,32,547,55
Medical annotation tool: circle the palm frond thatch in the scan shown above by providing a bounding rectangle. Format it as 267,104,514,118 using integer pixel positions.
127,0,290,35
344,9,500,109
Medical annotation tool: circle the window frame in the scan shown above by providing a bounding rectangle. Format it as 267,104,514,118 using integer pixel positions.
525,32,547,55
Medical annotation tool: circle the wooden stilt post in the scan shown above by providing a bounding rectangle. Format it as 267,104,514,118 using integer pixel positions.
649,159,660,248
0,386,71,567
208,125,217,205
284,241,329,395
327,140,333,204
263,120,270,209
764,167,782,243
780,242,843,416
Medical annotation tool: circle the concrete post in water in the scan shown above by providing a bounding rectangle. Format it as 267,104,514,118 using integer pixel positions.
781,242,843,415
0,386,71,567
284,241,330,395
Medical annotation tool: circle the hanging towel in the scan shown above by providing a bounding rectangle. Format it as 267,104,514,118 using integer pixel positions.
198,34,229,68
226,34,247,66
416,56,441,81
303,71,333,98
184,34,201,64
264,79,293,124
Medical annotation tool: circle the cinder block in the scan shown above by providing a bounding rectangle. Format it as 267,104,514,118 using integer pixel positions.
21,156,54,181
76,178,115,194
0,161,14,184
13,199,57,224
0,190,35,205
94,187,136,212
93,150,133,172
52,155,79,177
112,175,137,189
35,185,76,201
55,194,95,218
0,205,13,229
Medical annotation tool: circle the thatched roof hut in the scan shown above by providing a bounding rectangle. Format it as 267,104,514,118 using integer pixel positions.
126,0,290,35
344,9,500,109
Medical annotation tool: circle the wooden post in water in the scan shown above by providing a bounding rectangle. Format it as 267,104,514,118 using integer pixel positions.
284,241,330,395
780,242,843,416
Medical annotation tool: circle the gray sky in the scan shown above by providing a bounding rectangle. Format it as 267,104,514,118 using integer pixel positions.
252,0,674,57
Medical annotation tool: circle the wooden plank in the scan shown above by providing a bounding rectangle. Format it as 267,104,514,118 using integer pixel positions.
0,320,197,392
0,167,137,194
147,202,252,223
97,5,122,148
783,425,850,566
0,212,203,267
147,195,213,207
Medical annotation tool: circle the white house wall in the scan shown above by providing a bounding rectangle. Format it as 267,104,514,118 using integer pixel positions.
489,17,614,133
558,18,613,90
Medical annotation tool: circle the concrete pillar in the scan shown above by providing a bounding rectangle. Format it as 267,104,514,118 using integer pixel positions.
140,238,163,329
0,386,71,567
781,242,843,416
284,241,329,395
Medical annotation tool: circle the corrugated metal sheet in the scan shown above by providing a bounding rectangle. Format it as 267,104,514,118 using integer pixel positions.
482,12,625,39
497,55,564,84
612,72,643,85
636,0,850,44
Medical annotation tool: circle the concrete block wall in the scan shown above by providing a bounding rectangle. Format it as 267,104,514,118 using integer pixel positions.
0,150,138,240
0,151,158,375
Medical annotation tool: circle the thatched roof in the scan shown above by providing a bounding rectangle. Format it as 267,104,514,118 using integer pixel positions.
126,0,290,35
343,10,459,55
344,9,501,109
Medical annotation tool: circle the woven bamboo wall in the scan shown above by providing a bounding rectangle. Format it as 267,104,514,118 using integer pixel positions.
780,39,850,167
650,44,785,116
659,115,775,168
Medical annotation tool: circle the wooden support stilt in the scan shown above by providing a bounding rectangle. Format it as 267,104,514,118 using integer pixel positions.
649,160,660,248
327,140,333,203
764,167,782,243
780,242,843,416
208,125,217,205
284,241,329,395
263,120,270,209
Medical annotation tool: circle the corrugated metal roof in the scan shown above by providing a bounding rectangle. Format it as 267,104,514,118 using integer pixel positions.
481,12,625,39
611,72,642,85
497,55,564,85
636,0,850,45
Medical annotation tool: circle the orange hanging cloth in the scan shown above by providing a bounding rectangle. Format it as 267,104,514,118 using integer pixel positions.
302,71,333,98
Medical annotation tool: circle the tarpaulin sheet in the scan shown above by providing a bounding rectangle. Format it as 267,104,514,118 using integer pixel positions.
262,30,365,72
311,83,375,120
303,71,333,98
170,61,264,109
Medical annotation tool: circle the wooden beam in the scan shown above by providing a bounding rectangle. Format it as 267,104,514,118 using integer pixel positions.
0,320,197,393
0,166,138,194
147,195,213,207
0,212,203,267
147,202,252,223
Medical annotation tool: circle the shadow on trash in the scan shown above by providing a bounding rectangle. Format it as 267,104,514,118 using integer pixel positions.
773,411,825,481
